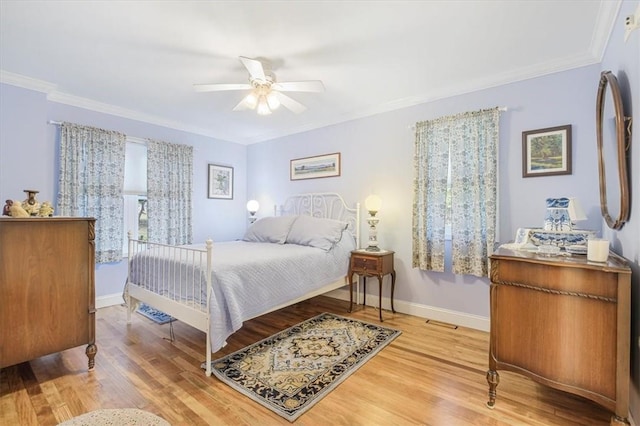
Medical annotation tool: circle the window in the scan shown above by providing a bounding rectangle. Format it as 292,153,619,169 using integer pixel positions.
122,139,147,255
412,108,499,277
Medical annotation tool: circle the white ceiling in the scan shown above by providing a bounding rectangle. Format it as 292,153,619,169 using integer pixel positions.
0,1,621,145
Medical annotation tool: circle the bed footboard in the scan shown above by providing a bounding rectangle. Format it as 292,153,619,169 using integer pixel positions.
126,235,213,376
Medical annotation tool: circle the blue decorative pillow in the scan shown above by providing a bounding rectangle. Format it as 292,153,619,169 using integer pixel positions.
242,216,297,244
286,215,348,251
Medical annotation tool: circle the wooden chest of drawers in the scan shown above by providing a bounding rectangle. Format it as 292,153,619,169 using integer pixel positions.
0,217,97,370
487,246,632,425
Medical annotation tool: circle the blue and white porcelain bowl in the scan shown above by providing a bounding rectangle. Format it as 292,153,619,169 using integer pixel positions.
529,229,596,248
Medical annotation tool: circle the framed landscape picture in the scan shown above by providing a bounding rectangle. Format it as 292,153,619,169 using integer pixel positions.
522,125,572,177
208,164,233,199
290,152,341,181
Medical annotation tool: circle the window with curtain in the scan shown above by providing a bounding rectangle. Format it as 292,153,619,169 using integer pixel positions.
412,107,499,277
146,139,193,245
122,140,148,255
57,122,126,263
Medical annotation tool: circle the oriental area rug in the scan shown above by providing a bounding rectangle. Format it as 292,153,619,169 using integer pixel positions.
208,312,401,422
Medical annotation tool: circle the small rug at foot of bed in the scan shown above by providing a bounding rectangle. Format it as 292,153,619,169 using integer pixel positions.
136,303,175,324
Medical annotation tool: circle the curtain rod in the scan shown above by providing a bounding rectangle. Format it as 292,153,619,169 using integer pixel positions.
408,106,508,130
47,120,147,145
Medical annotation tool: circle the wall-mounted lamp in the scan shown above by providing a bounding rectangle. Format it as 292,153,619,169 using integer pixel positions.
365,194,382,251
246,199,259,224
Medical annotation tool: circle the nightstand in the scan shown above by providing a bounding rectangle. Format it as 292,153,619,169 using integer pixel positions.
348,249,396,321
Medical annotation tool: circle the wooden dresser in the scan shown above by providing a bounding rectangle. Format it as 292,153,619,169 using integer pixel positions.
487,246,632,425
0,217,97,370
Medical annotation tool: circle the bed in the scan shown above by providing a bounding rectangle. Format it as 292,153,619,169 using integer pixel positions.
125,193,360,376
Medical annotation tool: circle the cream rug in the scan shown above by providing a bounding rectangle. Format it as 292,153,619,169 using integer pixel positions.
58,408,170,425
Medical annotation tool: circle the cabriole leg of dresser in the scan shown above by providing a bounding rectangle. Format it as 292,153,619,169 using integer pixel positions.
486,369,499,409
86,343,98,370
610,415,629,425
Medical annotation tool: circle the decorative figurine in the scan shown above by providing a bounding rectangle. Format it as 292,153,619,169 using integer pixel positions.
9,200,30,217
3,200,12,216
543,197,571,232
22,189,40,216
38,201,54,217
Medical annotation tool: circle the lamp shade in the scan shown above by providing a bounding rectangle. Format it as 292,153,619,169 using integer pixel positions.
256,97,271,115
245,92,258,109
246,200,259,214
365,195,382,213
567,197,587,222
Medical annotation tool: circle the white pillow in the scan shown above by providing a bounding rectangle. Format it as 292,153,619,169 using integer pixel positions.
286,215,349,251
242,216,297,244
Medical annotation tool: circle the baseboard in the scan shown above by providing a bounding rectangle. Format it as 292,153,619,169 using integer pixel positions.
96,293,125,309
96,289,489,332
326,288,490,332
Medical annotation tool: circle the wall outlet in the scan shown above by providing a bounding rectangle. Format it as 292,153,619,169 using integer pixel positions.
624,3,640,42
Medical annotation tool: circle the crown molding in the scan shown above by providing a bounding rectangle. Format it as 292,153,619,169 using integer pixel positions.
1,42,604,147
239,51,600,145
0,70,237,143
45,91,230,140
0,70,57,93
589,0,622,61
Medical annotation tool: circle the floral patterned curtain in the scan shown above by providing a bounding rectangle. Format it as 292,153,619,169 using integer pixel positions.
57,122,126,263
412,108,499,277
146,139,193,245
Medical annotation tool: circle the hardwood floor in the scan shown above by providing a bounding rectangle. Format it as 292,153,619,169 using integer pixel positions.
1,296,614,425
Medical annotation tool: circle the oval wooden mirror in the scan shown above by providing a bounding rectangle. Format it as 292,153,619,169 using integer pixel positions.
595,70,630,230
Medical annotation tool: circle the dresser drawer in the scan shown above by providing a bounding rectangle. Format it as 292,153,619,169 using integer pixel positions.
351,256,381,273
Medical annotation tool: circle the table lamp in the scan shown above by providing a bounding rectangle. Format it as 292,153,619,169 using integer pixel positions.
365,194,382,251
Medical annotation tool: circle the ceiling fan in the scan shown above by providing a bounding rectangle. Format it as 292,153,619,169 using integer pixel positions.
193,56,325,115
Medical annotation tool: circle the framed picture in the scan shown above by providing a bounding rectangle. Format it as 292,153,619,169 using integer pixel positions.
208,164,233,199
522,125,572,177
290,152,341,181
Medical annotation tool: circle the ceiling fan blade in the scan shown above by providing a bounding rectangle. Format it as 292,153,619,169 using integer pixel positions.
239,56,266,82
232,99,250,111
193,83,252,92
276,92,307,114
272,81,325,93
232,94,257,111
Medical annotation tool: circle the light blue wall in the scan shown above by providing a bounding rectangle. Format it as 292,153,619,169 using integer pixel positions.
248,63,602,318
601,0,640,420
0,83,248,298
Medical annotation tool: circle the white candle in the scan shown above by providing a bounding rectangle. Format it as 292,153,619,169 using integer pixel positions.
587,239,609,262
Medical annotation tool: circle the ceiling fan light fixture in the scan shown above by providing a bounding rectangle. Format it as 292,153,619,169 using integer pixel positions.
195,56,324,115
266,91,280,110
245,92,259,109
256,96,272,115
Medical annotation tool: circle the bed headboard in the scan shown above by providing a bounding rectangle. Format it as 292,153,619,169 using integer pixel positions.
281,193,360,248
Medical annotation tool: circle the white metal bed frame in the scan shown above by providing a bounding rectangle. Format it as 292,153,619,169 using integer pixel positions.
126,193,360,376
